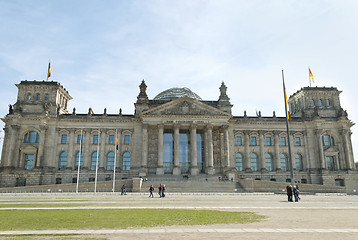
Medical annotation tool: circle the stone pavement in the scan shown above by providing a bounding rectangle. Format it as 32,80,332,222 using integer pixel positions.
0,193,357,239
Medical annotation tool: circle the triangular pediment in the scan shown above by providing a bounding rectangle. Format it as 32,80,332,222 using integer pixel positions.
323,146,339,153
142,97,230,117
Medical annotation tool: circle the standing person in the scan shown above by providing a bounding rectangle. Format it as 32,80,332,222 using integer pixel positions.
162,184,166,197
296,184,301,200
121,184,126,195
293,185,299,202
286,185,293,202
149,185,154,198
158,184,162,198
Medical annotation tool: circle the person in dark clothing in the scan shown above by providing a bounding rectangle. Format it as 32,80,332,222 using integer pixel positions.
149,185,154,198
121,184,126,195
293,185,299,202
158,184,162,197
286,185,293,202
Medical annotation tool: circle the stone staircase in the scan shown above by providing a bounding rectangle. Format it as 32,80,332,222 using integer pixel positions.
140,174,237,193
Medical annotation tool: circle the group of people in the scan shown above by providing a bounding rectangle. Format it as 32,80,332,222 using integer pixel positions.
286,184,300,202
149,184,166,198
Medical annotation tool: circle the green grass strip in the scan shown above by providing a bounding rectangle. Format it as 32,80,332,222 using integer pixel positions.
0,209,264,230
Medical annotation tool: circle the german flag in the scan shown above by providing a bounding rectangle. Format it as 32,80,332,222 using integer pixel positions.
309,68,314,84
47,62,51,80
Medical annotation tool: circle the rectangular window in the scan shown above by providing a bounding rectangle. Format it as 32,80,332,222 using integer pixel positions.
124,135,130,145
109,135,114,144
295,137,301,146
61,134,67,144
266,137,272,146
280,137,286,146
251,136,257,146
77,135,82,144
236,136,242,146
93,135,99,144
25,154,34,170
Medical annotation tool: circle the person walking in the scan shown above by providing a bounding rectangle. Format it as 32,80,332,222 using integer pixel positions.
121,184,126,195
293,185,299,202
158,184,162,198
161,184,166,197
149,185,154,198
286,185,293,202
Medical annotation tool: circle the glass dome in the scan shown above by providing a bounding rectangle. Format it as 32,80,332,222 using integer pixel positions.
153,87,202,101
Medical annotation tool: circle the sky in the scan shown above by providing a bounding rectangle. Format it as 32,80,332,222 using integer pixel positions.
0,0,358,162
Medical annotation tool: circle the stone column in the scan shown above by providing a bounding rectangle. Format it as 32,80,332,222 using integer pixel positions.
116,131,122,171
303,131,310,171
140,124,148,176
4,125,19,168
259,131,265,171
316,130,325,169
289,133,296,170
206,124,215,174
173,124,181,175
243,130,250,171
274,131,281,171
223,125,230,169
99,129,106,170
156,124,164,175
342,129,354,170
36,125,47,168
0,127,9,168
83,129,91,170
67,129,75,170
190,124,199,175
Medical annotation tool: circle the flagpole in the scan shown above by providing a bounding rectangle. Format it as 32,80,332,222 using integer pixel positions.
94,129,100,193
308,67,311,87
113,129,118,192
76,129,83,194
282,70,295,187
47,61,51,81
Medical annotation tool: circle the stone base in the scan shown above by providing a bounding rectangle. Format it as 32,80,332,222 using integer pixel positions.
156,167,164,175
206,167,215,175
173,167,181,175
190,167,199,176
139,168,147,177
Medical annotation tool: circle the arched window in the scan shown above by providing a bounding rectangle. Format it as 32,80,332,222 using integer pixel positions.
323,135,335,146
36,93,41,101
91,152,98,170
45,94,49,101
319,99,323,106
122,152,131,170
75,152,83,168
250,153,258,171
235,153,243,171
265,153,273,171
326,99,331,106
295,153,303,171
24,131,40,143
311,99,315,106
59,152,67,170
106,152,115,170
27,93,32,101
280,153,289,171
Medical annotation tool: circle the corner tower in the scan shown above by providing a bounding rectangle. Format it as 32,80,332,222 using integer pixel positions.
12,80,72,116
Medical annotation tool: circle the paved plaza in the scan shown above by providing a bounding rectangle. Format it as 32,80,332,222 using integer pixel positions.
0,192,357,239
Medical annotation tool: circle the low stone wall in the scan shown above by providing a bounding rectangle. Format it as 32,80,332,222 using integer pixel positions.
237,178,347,194
0,178,143,193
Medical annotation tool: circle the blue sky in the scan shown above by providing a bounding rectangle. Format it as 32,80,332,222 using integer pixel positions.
1,0,358,161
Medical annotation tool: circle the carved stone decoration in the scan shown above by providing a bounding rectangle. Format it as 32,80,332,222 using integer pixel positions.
155,100,225,116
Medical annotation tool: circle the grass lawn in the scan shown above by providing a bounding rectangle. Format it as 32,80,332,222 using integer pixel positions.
0,209,265,230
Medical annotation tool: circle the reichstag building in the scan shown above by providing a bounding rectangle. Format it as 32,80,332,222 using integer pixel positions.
0,79,356,187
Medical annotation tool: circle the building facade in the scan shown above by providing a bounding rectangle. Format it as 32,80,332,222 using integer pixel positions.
0,80,356,187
